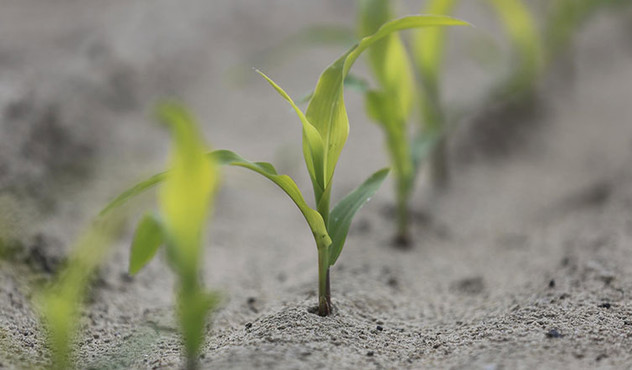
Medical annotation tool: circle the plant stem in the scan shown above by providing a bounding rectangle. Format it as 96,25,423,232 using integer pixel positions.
317,243,331,316
394,190,411,248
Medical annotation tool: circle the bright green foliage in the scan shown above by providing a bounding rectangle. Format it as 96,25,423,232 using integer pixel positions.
327,168,389,265
357,0,419,242
252,15,465,311
37,218,119,370
102,15,467,316
413,0,457,131
212,149,331,251
129,213,164,275
102,102,221,368
155,102,220,367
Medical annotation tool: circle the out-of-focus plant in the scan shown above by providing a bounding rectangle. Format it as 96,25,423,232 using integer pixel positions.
36,217,120,370
544,0,630,64
486,0,543,95
102,102,221,369
411,0,542,189
357,0,465,245
101,15,467,317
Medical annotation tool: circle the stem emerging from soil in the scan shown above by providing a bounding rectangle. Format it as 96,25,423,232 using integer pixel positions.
317,243,331,316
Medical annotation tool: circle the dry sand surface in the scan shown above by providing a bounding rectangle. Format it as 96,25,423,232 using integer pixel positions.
1,1,632,369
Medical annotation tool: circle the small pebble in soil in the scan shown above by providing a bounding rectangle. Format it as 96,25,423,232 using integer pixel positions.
599,303,611,309
376,325,383,331
546,329,563,338
366,351,374,357
245,323,253,329
549,279,555,288
387,277,399,288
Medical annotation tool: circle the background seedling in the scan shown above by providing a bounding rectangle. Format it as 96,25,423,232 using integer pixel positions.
36,217,120,370
412,0,542,190
356,0,465,245
102,102,221,369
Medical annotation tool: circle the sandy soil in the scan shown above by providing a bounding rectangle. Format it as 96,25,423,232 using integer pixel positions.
1,1,632,369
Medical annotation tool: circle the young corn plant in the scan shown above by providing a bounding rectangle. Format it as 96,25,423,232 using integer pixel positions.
36,217,120,370
102,103,221,369
101,15,467,317
245,15,465,314
357,0,465,245
412,0,542,189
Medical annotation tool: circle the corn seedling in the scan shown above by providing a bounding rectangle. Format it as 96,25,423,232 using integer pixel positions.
247,15,464,314
411,0,542,190
356,0,466,245
102,102,221,369
101,15,467,317
36,217,120,370
544,0,630,64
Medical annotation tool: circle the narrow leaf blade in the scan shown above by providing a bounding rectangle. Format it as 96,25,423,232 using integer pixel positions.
99,172,166,217
306,15,468,192
256,70,326,193
129,213,164,275
328,168,390,266
212,149,331,249
157,102,218,269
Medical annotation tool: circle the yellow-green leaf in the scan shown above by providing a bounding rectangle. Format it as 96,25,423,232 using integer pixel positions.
306,15,468,193
212,149,332,249
413,0,458,96
358,0,416,121
256,70,326,196
328,168,389,266
487,0,543,89
129,213,164,275
99,172,166,217
156,102,219,271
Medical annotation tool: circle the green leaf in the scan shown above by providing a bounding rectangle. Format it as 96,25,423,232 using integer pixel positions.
306,15,468,197
99,172,166,217
156,102,218,271
358,0,416,122
413,0,458,95
413,0,458,132
37,217,120,370
212,149,332,249
327,168,390,266
155,102,220,363
129,213,164,275
297,74,370,105
256,70,326,195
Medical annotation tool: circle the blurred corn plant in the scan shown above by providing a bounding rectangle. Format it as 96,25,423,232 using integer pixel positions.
102,102,221,369
411,0,542,189
544,0,631,64
36,217,121,370
102,15,467,317
356,0,466,245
